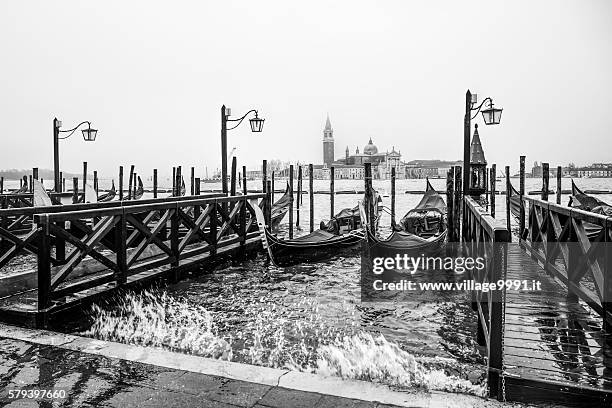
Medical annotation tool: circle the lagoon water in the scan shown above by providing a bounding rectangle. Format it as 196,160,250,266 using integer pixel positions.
7,176,612,397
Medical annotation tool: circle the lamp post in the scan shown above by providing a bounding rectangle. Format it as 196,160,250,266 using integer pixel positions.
463,90,502,197
53,118,97,193
220,105,265,195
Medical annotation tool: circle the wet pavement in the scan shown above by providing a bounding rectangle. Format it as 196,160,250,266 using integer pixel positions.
0,336,404,408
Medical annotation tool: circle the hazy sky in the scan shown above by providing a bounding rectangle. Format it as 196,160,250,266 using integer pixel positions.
1,0,610,178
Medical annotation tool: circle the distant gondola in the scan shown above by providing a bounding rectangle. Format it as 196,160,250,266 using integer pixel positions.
364,179,447,257
270,183,291,229
253,200,365,267
98,181,116,202
128,176,144,200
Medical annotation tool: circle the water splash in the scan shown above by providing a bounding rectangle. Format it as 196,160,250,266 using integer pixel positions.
83,289,485,397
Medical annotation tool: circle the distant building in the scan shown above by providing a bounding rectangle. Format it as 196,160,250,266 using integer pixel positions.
404,160,463,179
323,115,335,166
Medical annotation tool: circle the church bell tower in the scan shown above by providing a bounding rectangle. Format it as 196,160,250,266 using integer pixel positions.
323,114,334,166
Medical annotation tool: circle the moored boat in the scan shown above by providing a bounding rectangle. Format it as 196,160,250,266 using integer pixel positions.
98,181,116,202
270,183,291,229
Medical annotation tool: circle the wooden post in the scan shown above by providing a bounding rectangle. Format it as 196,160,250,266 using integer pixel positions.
364,163,374,231
119,166,124,200
289,165,294,239
541,162,549,201
519,156,526,239
242,166,247,195
128,165,135,200
82,161,88,194
239,194,247,260
330,166,335,219
262,160,267,194
170,203,180,281
37,218,51,315
153,169,158,198
115,212,127,285
190,166,195,196
172,167,176,196
59,172,63,192
210,200,218,257
0,177,3,194
296,166,302,227
230,157,237,197
490,164,496,218
33,168,39,182
505,165,512,241
177,166,182,196
391,167,396,227
556,166,562,205
195,178,201,195
72,178,79,204
487,234,507,399
271,171,275,204
266,180,272,228
446,168,454,241
309,164,314,233
29,175,33,193
454,166,462,241
132,172,138,199
93,171,98,195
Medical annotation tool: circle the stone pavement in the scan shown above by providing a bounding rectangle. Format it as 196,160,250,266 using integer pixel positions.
0,337,402,408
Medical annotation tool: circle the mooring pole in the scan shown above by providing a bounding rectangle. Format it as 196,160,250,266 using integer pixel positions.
29,175,33,193
446,168,454,241
177,166,182,196
242,165,247,195
93,171,98,195
330,166,335,218
262,160,267,194
33,168,39,183
364,163,374,231
153,169,158,198
119,166,124,201
221,105,228,196
59,172,63,192
289,164,294,239
296,166,302,227
266,180,272,228
519,156,526,238
53,117,61,192
309,163,314,233
391,167,396,227
172,167,176,196
542,162,549,201
128,165,135,200
0,177,3,194
454,166,462,241
82,161,88,194
72,177,79,203
231,157,237,197
556,166,562,205
490,164,496,218
271,171,275,204
505,165,511,241
132,172,137,199
191,166,195,196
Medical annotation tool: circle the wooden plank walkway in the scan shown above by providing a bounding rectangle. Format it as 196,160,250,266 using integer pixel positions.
501,244,612,404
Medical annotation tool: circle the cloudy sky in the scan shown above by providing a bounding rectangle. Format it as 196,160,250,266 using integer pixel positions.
1,0,610,178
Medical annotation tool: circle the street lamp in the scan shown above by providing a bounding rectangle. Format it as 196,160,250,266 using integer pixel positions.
220,105,265,195
463,90,502,198
53,118,97,193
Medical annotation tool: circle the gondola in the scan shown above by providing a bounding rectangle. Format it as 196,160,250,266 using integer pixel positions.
507,181,522,219
364,179,447,258
13,176,28,194
98,181,116,202
253,200,364,267
127,176,144,200
270,183,291,229
568,180,611,240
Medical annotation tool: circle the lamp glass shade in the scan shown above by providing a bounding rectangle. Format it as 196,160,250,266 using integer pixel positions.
249,117,265,132
82,128,98,141
481,107,502,125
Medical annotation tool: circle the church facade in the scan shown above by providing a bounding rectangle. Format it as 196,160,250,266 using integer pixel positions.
318,115,407,179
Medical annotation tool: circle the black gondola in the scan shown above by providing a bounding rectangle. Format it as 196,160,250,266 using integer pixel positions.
568,180,611,240
364,179,447,258
253,200,364,267
98,181,116,202
270,183,291,229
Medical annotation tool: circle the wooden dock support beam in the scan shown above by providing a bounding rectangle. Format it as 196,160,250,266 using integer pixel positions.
391,167,396,227
505,165,511,240
289,164,294,239
541,162,549,201
490,164,496,218
519,156,526,238
330,166,335,219
556,166,562,205
153,169,158,198
309,164,314,233
296,166,302,227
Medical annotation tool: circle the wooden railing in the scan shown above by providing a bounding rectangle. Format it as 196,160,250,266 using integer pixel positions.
33,193,267,310
0,192,79,209
520,196,612,323
0,194,225,271
463,195,511,399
